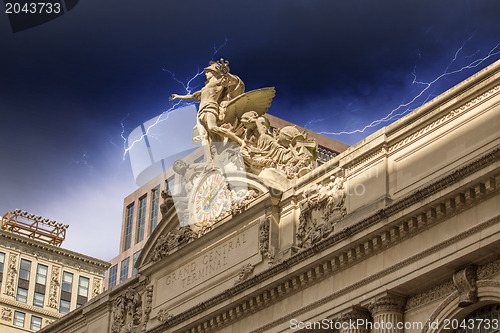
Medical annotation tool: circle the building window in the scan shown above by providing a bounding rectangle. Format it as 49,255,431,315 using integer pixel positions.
132,250,142,276
59,299,71,314
150,188,159,233
35,264,48,285
60,271,73,314
77,276,89,307
0,252,4,284
124,204,134,251
19,258,31,280
16,258,31,303
30,315,42,331
166,176,175,195
108,264,118,289
13,311,25,327
120,257,129,283
455,304,500,333
33,264,48,307
136,195,147,243
62,271,73,292
16,287,28,302
33,292,45,307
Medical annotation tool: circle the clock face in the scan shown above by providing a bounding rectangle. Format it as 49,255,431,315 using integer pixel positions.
193,171,228,224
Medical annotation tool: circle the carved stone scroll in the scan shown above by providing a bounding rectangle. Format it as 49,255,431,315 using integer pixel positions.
4,253,18,297
48,266,61,309
92,279,102,298
453,265,478,307
259,217,270,257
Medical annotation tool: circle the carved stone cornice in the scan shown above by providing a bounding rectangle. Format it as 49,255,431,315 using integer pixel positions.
388,84,500,154
0,229,110,271
453,265,478,307
405,281,455,310
146,149,500,333
405,259,499,311
0,296,63,318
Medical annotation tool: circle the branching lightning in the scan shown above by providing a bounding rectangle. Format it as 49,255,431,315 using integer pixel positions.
316,41,500,136
120,38,229,159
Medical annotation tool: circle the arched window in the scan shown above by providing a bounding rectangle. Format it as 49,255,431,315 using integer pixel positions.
455,304,500,333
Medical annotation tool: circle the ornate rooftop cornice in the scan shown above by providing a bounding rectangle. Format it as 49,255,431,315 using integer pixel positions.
0,228,110,270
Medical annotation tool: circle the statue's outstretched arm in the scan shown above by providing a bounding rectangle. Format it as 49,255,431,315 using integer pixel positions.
170,90,201,101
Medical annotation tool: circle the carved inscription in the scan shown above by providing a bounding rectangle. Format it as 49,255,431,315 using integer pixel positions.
158,224,259,301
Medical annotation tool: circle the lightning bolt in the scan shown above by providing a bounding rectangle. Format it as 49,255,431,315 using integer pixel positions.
315,40,500,136
121,38,229,159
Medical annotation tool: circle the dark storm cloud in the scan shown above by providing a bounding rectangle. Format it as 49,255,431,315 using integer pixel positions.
1,0,499,259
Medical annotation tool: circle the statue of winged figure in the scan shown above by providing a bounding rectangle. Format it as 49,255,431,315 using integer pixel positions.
170,59,275,150
170,59,316,180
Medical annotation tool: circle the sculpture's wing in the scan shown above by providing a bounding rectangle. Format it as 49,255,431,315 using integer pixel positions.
222,87,276,125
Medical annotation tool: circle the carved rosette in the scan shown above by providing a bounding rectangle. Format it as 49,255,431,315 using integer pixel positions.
1,307,13,322
4,253,18,297
297,176,346,249
111,284,154,333
234,263,255,285
157,309,173,324
92,279,102,298
48,266,61,309
453,265,478,307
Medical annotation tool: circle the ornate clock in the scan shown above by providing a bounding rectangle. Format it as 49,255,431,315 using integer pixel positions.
192,170,229,225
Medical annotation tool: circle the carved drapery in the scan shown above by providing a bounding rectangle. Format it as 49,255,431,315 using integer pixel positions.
297,176,346,249
453,265,478,307
4,253,18,297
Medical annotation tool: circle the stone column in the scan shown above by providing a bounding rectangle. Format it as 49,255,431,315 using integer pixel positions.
340,306,371,333
368,294,405,333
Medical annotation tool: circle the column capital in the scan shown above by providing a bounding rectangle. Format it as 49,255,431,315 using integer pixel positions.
341,306,371,322
368,293,406,315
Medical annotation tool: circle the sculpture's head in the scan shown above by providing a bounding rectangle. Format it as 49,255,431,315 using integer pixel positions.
279,126,304,146
204,59,229,79
173,159,187,175
241,111,259,127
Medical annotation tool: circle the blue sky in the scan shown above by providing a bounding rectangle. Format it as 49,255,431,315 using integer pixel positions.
1,0,499,260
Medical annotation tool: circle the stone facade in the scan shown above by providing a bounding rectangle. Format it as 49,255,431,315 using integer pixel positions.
0,229,109,332
40,59,500,333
